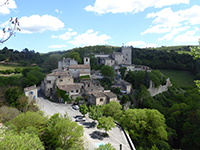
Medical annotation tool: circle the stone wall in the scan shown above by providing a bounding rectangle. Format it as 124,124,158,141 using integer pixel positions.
148,78,172,97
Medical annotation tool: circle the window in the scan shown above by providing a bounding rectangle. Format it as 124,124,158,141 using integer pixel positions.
75,69,76,71
126,54,128,56
100,98,103,102
47,80,51,84
58,76,61,78
60,79,63,82
71,90,74,93
86,58,88,62
76,90,79,93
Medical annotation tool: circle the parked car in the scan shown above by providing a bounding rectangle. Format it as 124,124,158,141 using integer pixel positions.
75,117,86,122
72,105,79,110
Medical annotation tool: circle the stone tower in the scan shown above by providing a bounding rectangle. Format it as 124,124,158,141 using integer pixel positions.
84,56,90,65
121,46,132,64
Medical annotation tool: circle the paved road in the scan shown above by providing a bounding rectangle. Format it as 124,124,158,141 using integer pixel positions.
37,88,131,150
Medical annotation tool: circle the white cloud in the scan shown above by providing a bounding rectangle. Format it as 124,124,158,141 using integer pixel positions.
141,24,172,35
173,27,200,43
69,29,111,46
158,26,190,41
126,41,146,46
18,15,64,33
143,5,200,35
84,0,189,15
48,45,67,48
51,29,77,40
55,9,62,13
0,0,17,15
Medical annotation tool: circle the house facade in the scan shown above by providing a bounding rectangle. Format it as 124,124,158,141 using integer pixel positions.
24,85,37,100
41,70,72,97
87,90,117,106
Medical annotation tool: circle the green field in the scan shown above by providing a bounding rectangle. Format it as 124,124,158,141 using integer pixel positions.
0,64,27,70
159,69,195,87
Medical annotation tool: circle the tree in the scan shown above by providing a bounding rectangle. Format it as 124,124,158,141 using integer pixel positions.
0,106,20,123
103,101,122,121
120,108,168,148
95,143,116,150
69,52,82,63
0,131,44,150
44,113,85,150
119,67,127,79
79,103,88,117
191,41,200,90
10,111,47,138
100,65,115,78
5,87,21,107
97,116,115,134
89,105,103,123
121,95,129,104
0,16,20,44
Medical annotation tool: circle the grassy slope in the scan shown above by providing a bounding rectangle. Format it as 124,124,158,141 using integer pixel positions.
0,64,27,70
159,69,195,87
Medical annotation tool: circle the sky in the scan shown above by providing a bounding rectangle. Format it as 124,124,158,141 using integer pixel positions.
0,0,200,53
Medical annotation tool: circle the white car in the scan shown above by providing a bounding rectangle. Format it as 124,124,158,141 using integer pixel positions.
75,117,86,122
72,105,79,110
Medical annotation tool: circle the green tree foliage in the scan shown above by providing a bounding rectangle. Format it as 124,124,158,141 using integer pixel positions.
21,67,45,87
97,116,115,133
5,87,21,107
44,113,85,150
69,52,82,63
103,101,122,121
100,65,115,78
79,103,88,116
119,67,127,79
0,131,44,150
120,108,168,148
143,71,150,88
89,105,103,123
137,84,151,101
10,111,47,138
0,106,20,123
121,95,129,104
95,143,116,150
125,70,145,88
56,86,71,102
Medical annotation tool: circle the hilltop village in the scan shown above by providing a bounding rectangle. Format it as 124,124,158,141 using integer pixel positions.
39,46,172,107
1,44,200,150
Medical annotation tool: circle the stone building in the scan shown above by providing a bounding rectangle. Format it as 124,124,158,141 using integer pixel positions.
111,79,132,94
95,46,132,67
87,90,117,106
57,83,83,98
58,58,78,68
58,56,90,78
121,46,132,65
24,85,37,100
41,70,73,97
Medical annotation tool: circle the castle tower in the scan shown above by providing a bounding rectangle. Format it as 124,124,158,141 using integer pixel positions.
121,46,132,64
84,56,90,65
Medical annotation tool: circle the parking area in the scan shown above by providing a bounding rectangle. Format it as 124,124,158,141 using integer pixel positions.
52,103,131,150
37,91,131,150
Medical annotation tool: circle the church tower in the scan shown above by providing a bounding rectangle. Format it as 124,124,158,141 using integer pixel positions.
84,56,90,65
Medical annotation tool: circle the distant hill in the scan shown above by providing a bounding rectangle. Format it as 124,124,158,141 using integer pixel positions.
1,45,200,76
